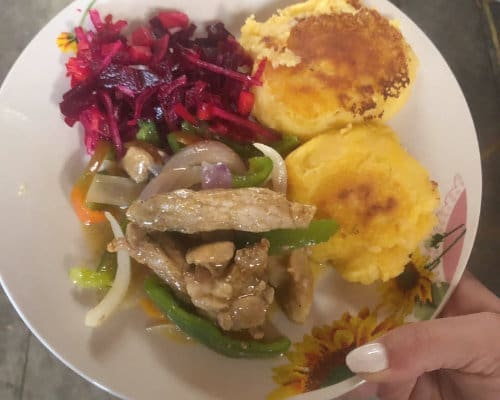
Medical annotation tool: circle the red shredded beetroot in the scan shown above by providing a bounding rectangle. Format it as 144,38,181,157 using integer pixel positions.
60,9,279,156
173,103,196,124
100,91,123,156
181,48,261,86
238,91,254,117
210,106,279,141
157,11,189,29
131,26,154,46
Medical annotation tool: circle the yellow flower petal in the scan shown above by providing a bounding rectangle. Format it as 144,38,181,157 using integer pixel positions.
269,308,403,399
378,248,435,316
56,32,77,53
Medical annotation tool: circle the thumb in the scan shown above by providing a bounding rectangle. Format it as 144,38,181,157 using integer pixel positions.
345,312,500,383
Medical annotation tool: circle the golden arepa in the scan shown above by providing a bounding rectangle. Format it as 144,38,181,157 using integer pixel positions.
240,0,418,139
285,123,439,284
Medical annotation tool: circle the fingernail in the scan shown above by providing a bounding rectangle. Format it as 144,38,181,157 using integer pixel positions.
346,343,389,373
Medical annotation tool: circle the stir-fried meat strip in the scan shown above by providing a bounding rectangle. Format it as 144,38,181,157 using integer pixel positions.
282,249,314,323
184,239,274,339
217,240,274,335
184,267,233,317
271,249,314,323
185,241,235,276
126,188,316,233
111,225,274,337
108,223,188,298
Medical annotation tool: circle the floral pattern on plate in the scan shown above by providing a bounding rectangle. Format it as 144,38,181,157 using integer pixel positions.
268,175,467,399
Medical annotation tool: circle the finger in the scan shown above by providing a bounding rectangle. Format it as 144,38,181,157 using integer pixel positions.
375,378,415,400
408,373,442,400
336,381,378,400
345,312,500,383
372,374,441,400
441,271,500,317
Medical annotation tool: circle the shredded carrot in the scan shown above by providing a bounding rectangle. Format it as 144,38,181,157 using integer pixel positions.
140,297,167,320
70,141,113,225
70,185,107,225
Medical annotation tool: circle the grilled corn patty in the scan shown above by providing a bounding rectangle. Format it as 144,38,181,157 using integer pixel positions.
240,0,418,139
285,123,439,284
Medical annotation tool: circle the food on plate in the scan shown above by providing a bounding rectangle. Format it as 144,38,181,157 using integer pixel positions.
239,0,418,139
61,9,341,357
271,248,314,323
286,123,440,284
60,1,438,359
144,276,291,357
59,9,280,158
126,187,316,233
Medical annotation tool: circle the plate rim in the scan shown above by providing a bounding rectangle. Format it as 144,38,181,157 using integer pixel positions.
0,0,483,399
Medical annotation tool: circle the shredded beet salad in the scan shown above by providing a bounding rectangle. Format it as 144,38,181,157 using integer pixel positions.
60,9,278,157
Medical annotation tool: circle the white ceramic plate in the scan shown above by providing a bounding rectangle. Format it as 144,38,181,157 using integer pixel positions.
0,0,481,399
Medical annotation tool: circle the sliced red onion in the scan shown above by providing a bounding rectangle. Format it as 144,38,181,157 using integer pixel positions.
139,166,201,199
201,162,232,189
140,141,244,199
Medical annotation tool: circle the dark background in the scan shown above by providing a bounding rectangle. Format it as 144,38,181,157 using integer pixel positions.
0,1,498,399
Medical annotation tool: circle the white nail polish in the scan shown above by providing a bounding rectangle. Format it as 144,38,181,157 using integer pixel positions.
346,343,389,373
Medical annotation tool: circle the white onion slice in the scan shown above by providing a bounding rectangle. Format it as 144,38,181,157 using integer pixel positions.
85,212,131,327
253,143,287,193
86,174,145,207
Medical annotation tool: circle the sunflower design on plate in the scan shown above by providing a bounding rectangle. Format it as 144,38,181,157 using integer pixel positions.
268,308,403,400
378,249,435,317
56,0,98,54
56,32,78,53
268,180,467,399
379,224,466,319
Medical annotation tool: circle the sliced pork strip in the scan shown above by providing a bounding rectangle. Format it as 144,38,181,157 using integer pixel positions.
278,249,314,323
108,223,188,298
126,187,316,233
184,239,274,338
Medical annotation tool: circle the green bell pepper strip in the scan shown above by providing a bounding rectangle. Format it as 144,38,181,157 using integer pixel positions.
69,250,117,289
167,133,185,153
181,121,300,158
95,250,118,275
237,219,339,255
144,276,291,358
181,121,257,157
271,135,301,157
136,120,160,146
232,156,273,188
219,138,261,159
69,268,114,289
263,219,339,255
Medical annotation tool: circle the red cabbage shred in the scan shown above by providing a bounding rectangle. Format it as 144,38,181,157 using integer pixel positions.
60,10,279,156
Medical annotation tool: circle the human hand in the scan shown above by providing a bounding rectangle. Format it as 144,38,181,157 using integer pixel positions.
344,271,500,400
